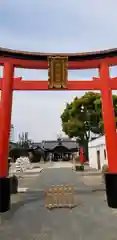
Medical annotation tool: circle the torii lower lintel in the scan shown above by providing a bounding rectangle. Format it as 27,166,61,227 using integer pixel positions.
0,77,117,91
0,78,100,91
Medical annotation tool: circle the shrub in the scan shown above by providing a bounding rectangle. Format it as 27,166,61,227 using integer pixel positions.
102,164,108,173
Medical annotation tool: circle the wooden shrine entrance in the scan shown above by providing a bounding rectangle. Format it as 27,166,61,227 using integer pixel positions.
0,48,117,212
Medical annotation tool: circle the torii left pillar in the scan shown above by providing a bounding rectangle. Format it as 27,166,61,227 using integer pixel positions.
0,62,14,212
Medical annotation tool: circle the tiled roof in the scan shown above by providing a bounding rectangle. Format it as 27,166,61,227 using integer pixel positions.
31,142,42,149
9,141,18,150
41,139,79,150
9,139,79,151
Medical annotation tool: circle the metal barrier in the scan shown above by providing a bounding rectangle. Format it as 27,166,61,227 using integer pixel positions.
45,185,75,209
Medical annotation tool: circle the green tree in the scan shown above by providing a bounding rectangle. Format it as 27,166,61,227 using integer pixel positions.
18,132,32,149
61,92,117,161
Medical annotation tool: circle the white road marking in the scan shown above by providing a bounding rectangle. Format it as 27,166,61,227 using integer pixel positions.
48,162,73,169
18,187,28,192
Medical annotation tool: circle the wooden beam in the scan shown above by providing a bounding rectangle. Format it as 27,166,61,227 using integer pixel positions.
0,56,117,69
0,77,117,91
0,78,100,91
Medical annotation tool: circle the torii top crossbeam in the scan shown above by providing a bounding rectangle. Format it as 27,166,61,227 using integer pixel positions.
0,47,117,69
0,47,117,91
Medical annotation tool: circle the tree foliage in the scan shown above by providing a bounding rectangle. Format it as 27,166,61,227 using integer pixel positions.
18,132,32,149
61,92,117,142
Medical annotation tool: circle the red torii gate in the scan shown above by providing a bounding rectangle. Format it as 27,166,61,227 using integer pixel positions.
0,48,117,212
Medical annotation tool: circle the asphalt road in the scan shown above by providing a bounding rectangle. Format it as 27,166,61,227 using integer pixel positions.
0,167,117,240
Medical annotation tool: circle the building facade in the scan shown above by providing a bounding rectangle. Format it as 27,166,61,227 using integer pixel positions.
88,135,108,170
31,138,79,162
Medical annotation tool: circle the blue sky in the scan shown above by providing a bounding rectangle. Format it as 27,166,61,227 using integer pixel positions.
0,0,117,142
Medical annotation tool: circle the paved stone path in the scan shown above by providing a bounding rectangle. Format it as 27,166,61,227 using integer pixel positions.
47,161,73,168
0,166,117,239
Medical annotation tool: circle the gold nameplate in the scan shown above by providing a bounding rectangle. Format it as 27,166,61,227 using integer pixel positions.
48,56,68,89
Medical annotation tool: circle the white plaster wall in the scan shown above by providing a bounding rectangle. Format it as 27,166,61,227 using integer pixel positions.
88,135,105,147
88,136,108,170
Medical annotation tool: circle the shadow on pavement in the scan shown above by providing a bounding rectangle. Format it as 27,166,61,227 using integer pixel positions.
1,185,106,222
1,190,44,221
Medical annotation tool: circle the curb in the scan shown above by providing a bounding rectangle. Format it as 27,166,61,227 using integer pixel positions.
23,168,43,174
24,167,43,174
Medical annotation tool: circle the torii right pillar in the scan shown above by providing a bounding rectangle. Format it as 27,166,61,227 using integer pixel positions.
100,62,117,208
